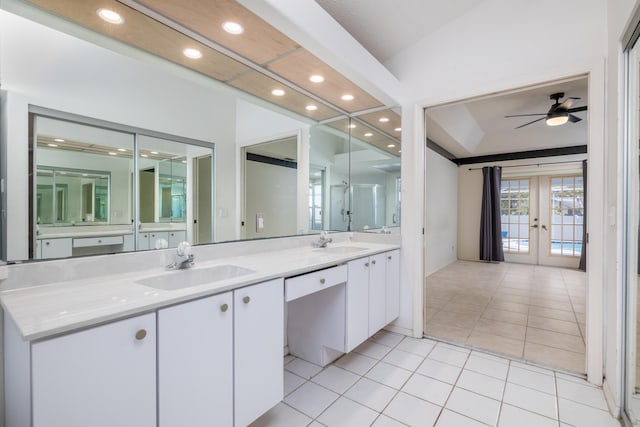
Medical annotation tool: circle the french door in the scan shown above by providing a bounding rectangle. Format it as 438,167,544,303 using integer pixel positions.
501,174,583,268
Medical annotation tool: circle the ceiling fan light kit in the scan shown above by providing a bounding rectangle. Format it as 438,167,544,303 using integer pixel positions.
546,112,569,126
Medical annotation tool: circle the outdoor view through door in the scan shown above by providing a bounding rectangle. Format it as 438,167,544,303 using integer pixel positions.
501,174,584,268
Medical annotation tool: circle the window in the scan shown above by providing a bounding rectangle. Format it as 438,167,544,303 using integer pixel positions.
500,179,530,254
549,175,583,256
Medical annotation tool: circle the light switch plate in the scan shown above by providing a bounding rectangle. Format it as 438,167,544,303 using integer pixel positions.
256,213,265,232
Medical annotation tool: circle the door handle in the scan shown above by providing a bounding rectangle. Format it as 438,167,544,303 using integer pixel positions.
531,224,538,228
541,225,548,231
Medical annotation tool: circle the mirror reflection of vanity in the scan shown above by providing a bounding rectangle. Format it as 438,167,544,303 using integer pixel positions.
0,1,401,262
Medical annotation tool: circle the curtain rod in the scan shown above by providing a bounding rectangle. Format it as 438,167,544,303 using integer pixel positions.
468,160,584,171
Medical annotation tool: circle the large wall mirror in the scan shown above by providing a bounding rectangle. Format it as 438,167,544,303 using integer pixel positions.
0,5,400,262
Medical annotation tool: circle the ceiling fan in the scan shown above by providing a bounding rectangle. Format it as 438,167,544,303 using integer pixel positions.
505,92,588,129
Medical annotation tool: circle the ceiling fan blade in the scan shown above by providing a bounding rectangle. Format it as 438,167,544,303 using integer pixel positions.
504,113,547,118
567,105,588,113
515,117,546,129
568,114,582,123
557,96,580,110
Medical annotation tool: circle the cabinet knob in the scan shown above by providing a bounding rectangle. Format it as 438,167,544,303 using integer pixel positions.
388,256,392,260
220,303,229,312
320,278,326,285
98,239,102,243
135,329,147,341
243,296,251,304
372,260,376,265
46,242,50,246
364,263,369,267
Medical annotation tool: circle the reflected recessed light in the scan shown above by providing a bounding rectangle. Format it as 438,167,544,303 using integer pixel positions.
181,160,187,164
141,154,149,158
53,138,65,143
151,151,159,155
341,94,354,101
309,75,324,83
394,127,402,132
82,174,88,177
108,152,117,156
348,124,356,129
47,143,58,147
59,171,67,175
379,117,389,123
117,148,126,152
97,8,124,24
398,150,402,153
222,21,244,35
305,105,318,111
183,48,202,59
387,144,396,148
271,89,285,96
364,132,373,137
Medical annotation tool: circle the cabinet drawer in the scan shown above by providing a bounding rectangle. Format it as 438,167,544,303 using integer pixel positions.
73,235,124,248
285,264,347,302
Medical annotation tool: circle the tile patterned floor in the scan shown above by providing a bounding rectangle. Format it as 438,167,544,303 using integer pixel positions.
424,261,586,373
250,331,619,427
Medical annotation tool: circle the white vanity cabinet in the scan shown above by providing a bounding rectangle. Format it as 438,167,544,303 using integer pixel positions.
168,230,186,247
38,237,72,259
234,278,284,427
158,292,233,427
385,249,401,323
368,252,388,335
30,313,157,427
346,257,370,352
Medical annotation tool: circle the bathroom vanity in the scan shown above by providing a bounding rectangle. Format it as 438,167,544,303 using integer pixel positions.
2,240,400,427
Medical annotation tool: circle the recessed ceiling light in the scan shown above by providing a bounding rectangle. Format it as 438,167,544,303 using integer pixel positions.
222,21,244,35
271,89,285,96
82,174,88,177
309,75,324,83
117,148,126,152
141,154,149,158
341,94,354,101
108,152,117,156
394,127,402,132
305,105,318,111
183,48,202,59
387,144,396,148
151,151,159,155
348,124,356,129
47,143,58,147
364,132,373,137
379,117,390,123
53,138,65,143
97,8,124,25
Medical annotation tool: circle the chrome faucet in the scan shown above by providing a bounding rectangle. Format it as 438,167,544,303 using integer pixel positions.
312,231,333,248
169,241,194,269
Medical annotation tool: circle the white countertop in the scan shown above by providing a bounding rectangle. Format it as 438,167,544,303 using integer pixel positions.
0,241,399,341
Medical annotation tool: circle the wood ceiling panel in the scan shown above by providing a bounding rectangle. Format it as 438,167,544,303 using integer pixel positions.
229,71,342,122
26,0,249,81
267,50,384,114
357,110,402,139
133,0,300,65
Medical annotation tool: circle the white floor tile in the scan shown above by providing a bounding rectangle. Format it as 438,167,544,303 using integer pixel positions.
507,366,556,395
464,354,509,380
396,337,437,357
437,342,472,355
316,396,379,427
370,330,405,348
498,404,558,427
436,409,489,427
333,352,378,376
355,340,394,360
249,402,312,427
284,381,339,419
445,387,501,426
344,377,397,412
456,369,506,401
365,361,413,389
558,398,620,427
401,372,453,406
556,377,609,411
371,414,408,426
382,348,425,372
510,360,555,377
502,382,558,420
311,366,360,394
556,372,589,385
284,371,307,396
470,350,510,365
307,422,325,427
285,358,323,379
284,355,296,366
416,358,463,384
383,391,442,427
428,345,470,367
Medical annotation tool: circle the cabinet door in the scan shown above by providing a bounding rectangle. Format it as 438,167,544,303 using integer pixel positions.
386,250,401,323
32,313,156,427
158,293,233,427
168,230,186,247
149,231,169,249
346,257,369,352
234,279,284,427
368,253,387,335
40,237,72,259
138,233,150,250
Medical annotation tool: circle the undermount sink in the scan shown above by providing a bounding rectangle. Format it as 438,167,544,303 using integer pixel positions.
137,264,256,291
313,246,368,255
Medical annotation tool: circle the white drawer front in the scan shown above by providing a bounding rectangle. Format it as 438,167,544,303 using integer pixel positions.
73,235,124,248
285,264,347,302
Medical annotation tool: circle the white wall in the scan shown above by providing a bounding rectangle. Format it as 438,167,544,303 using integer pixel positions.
426,150,458,275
